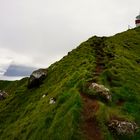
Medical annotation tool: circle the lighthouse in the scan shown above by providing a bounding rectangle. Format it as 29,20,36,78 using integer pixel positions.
135,13,140,27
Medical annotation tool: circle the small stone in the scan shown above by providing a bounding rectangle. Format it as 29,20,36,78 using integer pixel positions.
49,98,56,104
42,94,46,98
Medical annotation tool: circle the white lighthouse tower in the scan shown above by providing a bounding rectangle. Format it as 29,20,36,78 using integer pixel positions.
135,13,140,27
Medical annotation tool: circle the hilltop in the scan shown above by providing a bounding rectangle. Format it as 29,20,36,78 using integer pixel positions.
0,27,140,140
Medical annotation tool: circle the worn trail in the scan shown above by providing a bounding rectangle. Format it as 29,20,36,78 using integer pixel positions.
80,38,107,140
80,93,103,140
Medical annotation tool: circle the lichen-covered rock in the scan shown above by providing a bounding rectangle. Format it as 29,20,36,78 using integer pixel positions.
108,120,139,135
89,83,111,101
0,90,8,100
28,68,47,88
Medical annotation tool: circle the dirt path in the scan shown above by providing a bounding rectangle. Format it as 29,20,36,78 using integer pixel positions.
80,93,103,140
80,37,107,140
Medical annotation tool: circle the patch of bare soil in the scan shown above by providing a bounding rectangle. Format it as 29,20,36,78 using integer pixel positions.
116,99,125,106
80,93,103,140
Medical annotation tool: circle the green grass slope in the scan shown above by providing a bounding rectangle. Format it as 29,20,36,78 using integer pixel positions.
0,27,140,140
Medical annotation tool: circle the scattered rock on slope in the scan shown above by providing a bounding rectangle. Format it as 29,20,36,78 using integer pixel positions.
28,69,47,88
108,120,139,135
49,98,56,104
89,83,112,102
0,90,8,100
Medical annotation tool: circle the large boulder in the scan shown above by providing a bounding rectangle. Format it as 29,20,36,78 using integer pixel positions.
108,119,139,135
89,83,112,102
28,69,47,88
0,90,8,100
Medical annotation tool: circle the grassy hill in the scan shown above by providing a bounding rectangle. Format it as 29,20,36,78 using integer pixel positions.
0,27,140,140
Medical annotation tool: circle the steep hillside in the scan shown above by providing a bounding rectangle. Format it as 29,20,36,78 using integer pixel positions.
0,27,140,140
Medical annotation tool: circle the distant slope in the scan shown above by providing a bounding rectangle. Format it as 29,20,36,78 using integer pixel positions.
0,27,140,140
4,64,36,76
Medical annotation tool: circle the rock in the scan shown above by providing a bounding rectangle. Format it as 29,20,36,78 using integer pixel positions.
28,68,47,88
49,98,56,104
89,83,111,101
0,90,8,100
42,94,46,98
42,93,48,98
108,120,139,135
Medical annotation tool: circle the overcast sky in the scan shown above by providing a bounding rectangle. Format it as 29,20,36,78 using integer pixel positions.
0,0,140,77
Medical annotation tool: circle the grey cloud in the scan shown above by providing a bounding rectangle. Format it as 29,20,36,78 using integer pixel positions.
0,0,140,70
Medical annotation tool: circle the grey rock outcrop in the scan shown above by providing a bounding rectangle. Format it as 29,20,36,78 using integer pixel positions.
28,69,47,88
108,120,139,135
0,90,8,100
89,83,112,101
